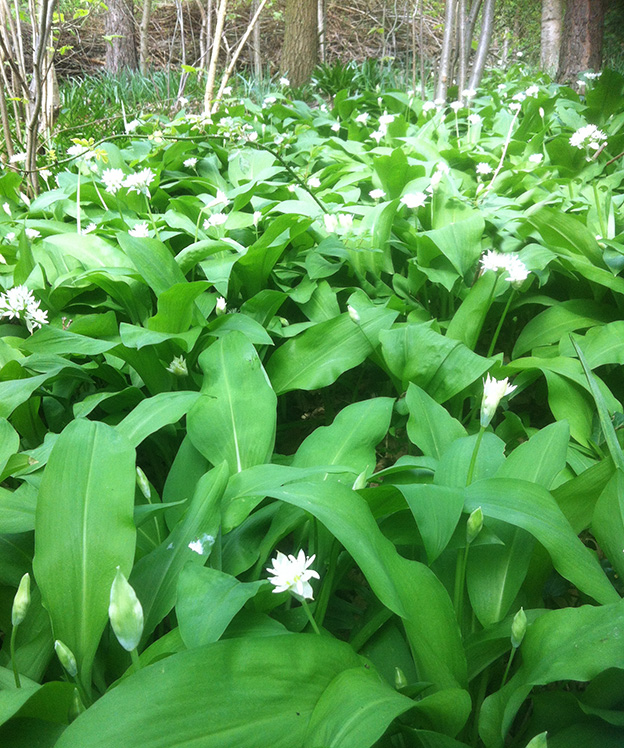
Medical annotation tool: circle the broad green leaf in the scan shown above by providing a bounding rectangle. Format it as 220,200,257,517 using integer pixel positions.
435,433,506,488
117,233,187,295
20,326,118,356
116,391,201,448
187,332,277,473
130,462,229,639
176,564,265,648
464,478,619,605
380,322,490,401
54,635,373,748
405,384,467,459
495,421,570,489
0,483,37,533
0,418,19,475
446,270,498,349
303,666,415,747
267,306,397,395
552,457,614,534
32,420,136,690
523,206,603,265
399,484,464,564
480,601,624,748
148,282,210,333
268,481,467,690
292,398,394,475
591,470,624,581
419,213,485,276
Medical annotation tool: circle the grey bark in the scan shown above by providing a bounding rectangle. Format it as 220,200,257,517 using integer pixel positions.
540,0,562,76
467,0,496,92
105,0,138,72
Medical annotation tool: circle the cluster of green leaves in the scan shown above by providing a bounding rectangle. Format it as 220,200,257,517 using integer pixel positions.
0,66,624,747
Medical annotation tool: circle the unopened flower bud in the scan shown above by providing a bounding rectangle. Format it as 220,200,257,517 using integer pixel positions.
11,573,30,626
216,297,227,316
347,305,360,323
466,506,484,544
136,467,151,499
394,667,408,690
511,607,527,648
352,469,368,491
55,639,77,677
166,355,188,378
109,566,144,652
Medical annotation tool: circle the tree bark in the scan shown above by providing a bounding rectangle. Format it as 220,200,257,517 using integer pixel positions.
540,0,562,76
281,0,318,87
557,0,606,83
105,0,138,73
467,0,495,92
139,0,152,74
435,0,457,100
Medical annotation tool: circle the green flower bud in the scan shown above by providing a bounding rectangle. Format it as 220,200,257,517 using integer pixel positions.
135,466,151,499
352,469,368,491
394,667,408,690
11,572,30,626
109,566,144,652
68,687,85,722
55,639,77,677
511,607,527,649
466,506,484,545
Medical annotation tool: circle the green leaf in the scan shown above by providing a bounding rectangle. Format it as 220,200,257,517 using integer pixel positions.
187,332,277,473
130,463,229,640
267,306,397,395
148,282,210,333
591,469,624,581
116,391,201,448
0,418,19,475
419,213,485,276
54,635,376,748
32,420,136,690
495,421,570,489
268,481,467,690
176,564,265,648
405,384,467,459
446,270,498,350
117,233,187,296
303,666,415,747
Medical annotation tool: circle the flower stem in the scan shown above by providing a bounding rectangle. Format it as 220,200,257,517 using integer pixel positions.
501,647,516,688
466,426,485,487
301,598,321,635
145,196,160,239
453,542,470,631
10,625,21,688
130,647,141,673
487,288,515,358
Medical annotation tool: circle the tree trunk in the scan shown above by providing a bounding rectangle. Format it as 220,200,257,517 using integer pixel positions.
540,0,562,76
139,0,152,74
467,0,496,92
557,0,606,83
105,0,138,73
281,0,318,87
435,0,457,100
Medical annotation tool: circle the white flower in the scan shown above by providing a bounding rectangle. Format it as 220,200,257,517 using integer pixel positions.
126,119,142,133
25,228,41,239
338,213,353,229
516,51,523,58
82,222,97,235
266,550,320,600
528,153,543,164
434,97,445,106
206,189,229,208
264,96,277,105
9,152,27,164
40,169,52,182
216,296,227,316
504,255,530,286
525,85,539,98
222,86,232,95
331,122,341,132
463,88,477,99
539,107,545,118
123,168,155,196
166,355,188,377
379,112,395,127
287,184,296,192
369,188,386,200
307,176,321,189
347,305,360,323
253,210,262,227
203,213,228,229
428,171,443,191
509,102,522,112
476,162,493,175
188,534,215,555
108,567,144,652
450,101,462,112
184,157,198,168
25,305,48,332
422,101,436,113
569,123,607,150
400,192,427,209
177,96,189,107
481,374,517,427
0,284,48,333
512,92,526,103
480,250,508,272
5,232,15,243
279,77,290,86
2,203,10,216
323,214,338,233
355,112,370,124
128,222,150,238
468,113,482,125
67,143,95,160
585,71,601,80
274,134,285,145
102,168,125,195
370,129,385,143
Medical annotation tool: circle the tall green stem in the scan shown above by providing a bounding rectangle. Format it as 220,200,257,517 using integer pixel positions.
453,543,470,631
466,426,485,486
487,288,515,358
301,598,321,635
10,625,21,688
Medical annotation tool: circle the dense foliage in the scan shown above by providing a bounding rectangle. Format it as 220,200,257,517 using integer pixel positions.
1,66,624,747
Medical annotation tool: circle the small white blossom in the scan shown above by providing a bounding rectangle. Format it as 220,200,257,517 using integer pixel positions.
539,107,545,118
370,129,385,144
338,213,353,229
177,96,189,107
216,296,227,316
126,119,142,133
509,102,522,112
450,101,462,112
434,97,445,106
307,176,321,189
528,153,543,164
462,88,477,99
525,85,539,98
82,222,97,235
476,163,493,175
323,214,338,233
480,250,508,273
203,213,228,229
102,168,125,195
422,101,436,113
2,203,10,216
266,550,319,599
355,112,370,124
253,210,262,227
40,169,52,183
569,123,607,150
287,184,296,193
331,122,341,132
468,113,482,125
264,96,277,105
222,86,232,95
369,188,386,200
166,355,188,377
206,189,229,208
128,222,150,238
512,92,526,103
25,228,41,239
481,374,517,428
184,157,198,168
0,284,48,333
347,305,360,323
9,152,27,164
379,112,395,127
400,192,427,209
123,168,155,197
279,77,290,86
504,255,530,286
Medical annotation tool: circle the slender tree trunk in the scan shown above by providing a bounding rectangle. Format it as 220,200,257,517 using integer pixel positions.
435,0,457,100
457,0,468,98
557,0,606,83
105,0,138,72
540,0,562,76
467,0,496,92
139,0,152,74
203,0,228,113
252,0,262,77
317,0,325,64
281,0,318,87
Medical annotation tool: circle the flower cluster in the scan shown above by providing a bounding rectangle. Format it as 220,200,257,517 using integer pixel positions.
266,550,320,600
101,167,155,197
569,124,607,151
480,251,530,286
0,284,48,333
481,374,517,428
